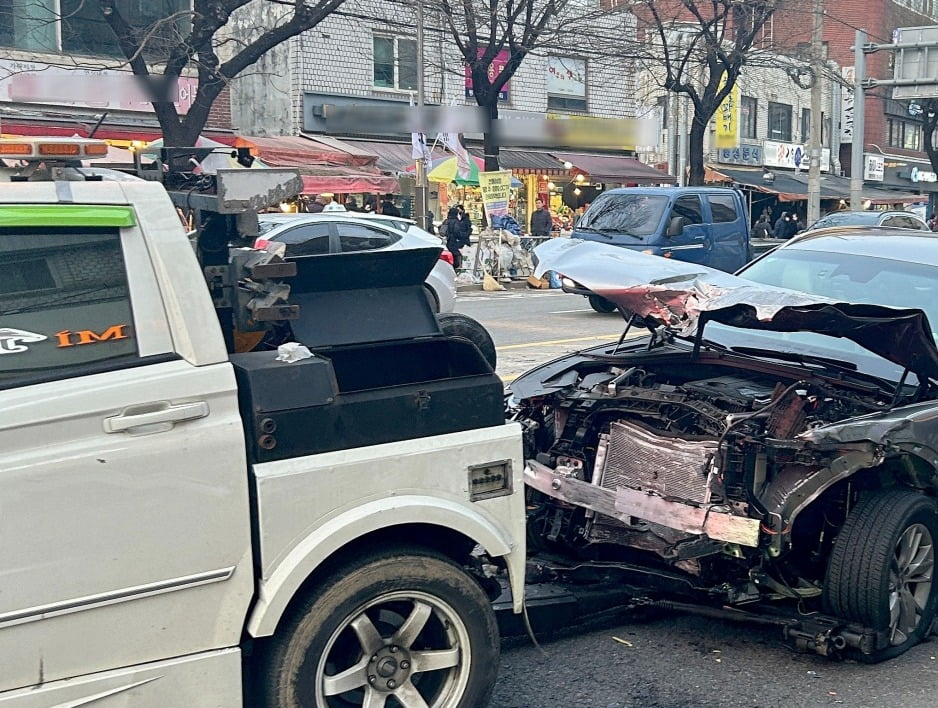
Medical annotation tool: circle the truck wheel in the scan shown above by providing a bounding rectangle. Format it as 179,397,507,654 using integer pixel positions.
823,489,938,662
437,312,497,370
588,295,617,314
262,548,499,707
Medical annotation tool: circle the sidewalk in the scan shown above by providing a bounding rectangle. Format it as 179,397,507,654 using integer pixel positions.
456,277,553,293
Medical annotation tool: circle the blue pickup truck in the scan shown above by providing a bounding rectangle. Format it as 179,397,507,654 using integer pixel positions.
567,187,756,312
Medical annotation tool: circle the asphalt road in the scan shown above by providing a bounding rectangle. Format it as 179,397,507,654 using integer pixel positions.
456,287,938,708
455,287,626,385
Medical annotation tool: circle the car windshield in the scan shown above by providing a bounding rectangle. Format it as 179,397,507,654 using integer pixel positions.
706,248,938,380
809,212,880,229
578,194,669,236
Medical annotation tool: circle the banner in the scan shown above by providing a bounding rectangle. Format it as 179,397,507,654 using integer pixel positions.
715,76,740,149
479,170,513,221
465,49,510,102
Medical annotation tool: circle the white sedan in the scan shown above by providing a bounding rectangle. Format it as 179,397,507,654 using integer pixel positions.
256,212,456,313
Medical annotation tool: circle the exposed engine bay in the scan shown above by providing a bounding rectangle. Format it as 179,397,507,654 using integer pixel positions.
510,342,938,660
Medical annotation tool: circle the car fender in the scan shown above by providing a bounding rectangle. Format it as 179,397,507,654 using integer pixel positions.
246,494,523,638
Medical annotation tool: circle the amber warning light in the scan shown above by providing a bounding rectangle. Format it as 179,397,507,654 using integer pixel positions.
0,137,109,160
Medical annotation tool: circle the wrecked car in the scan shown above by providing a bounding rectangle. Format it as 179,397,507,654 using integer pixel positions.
511,232,938,663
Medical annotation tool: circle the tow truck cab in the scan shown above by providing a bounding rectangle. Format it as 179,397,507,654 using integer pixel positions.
0,138,525,707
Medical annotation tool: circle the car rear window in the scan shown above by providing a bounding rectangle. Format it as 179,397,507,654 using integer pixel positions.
0,227,139,389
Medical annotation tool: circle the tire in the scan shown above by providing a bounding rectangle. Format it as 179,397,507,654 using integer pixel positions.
262,547,499,707
588,294,617,314
823,489,938,662
437,312,497,370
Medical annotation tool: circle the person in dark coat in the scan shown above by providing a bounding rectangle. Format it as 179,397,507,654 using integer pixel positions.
530,198,553,237
454,205,472,250
773,211,789,238
752,215,773,238
380,194,401,217
345,197,361,212
363,195,378,213
441,207,463,269
307,195,325,213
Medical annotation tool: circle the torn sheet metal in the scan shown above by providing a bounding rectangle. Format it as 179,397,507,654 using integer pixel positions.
534,238,938,380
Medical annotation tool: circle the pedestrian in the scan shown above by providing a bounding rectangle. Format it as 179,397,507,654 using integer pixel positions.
752,215,774,238
424,210,436,235
454,205,472,252
773,211,789,238
794,214,807,234
441,207,463,269
380,194,401,217
928,213,938,231
530,198,552,238
363,195,377,213
345,197,361,212
308,195,325,213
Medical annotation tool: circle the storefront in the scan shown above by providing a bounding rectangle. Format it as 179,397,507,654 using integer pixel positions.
873,154,938,210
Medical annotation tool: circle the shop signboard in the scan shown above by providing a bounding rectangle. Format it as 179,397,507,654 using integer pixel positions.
0,59,196,114
479,170,513,220
881,157,938,192
841,67,855,144
546,56,586,98
465,49,510,102
715,77,740,149
717,143,762,166
864,154,885,181
763,140,831,172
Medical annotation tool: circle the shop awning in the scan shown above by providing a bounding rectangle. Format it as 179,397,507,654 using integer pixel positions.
551,152,675,184
466,148,567,174
0,120,238,146
707,166,922,204
300,168,399,195
244,135,378,168
340,139,447,173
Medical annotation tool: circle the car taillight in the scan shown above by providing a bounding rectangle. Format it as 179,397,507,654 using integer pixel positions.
439,250,454,266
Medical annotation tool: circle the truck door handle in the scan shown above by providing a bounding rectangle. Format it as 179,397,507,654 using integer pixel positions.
104,401,210,434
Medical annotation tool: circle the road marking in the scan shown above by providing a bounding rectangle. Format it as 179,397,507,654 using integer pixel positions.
496,334,622,351
548,308,592,314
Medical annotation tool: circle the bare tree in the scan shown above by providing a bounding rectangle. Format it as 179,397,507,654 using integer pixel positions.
427,0,607,171
2,0,346,146
625,0,784,185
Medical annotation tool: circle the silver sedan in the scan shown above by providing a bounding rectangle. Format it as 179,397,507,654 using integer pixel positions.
256,213,456,313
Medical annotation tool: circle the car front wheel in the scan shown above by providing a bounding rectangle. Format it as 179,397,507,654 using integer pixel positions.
262,548,499,707
588,294,617,314
824,489,938,662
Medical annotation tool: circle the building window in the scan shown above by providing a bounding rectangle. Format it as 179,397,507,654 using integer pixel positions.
801,107,811,143
60,0,191,60
888,119,923,151
0,0,57,51
373,35,418,91
740,96,757,139
547,56,587,112
767,102,792,142
904,122,922,151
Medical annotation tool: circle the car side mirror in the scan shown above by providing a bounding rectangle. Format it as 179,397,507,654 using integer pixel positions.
666,215,687,237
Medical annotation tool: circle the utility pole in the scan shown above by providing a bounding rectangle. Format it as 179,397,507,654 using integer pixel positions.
850,30,867,210
414,0,429,230
806,0,824,223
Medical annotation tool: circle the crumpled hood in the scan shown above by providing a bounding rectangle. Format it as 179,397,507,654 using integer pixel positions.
534,238,938,380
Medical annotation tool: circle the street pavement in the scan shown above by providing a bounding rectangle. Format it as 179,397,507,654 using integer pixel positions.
457,286,938,708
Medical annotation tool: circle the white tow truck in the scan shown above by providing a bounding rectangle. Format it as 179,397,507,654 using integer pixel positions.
0,138,525,707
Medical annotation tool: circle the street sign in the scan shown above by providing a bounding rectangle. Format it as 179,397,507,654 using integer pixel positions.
893,26,938,100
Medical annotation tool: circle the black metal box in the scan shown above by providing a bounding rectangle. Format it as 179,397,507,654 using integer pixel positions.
232,247,505,463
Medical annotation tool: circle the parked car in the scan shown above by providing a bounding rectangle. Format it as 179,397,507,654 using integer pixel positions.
568,187,751,312
805,210,931,232
511,228,938,663
256,213,456,313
